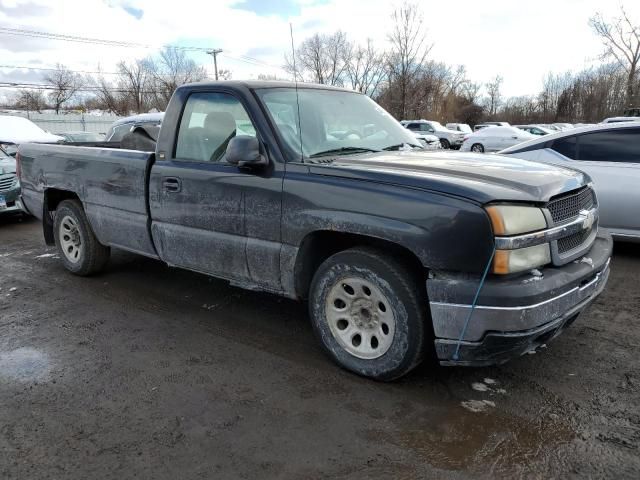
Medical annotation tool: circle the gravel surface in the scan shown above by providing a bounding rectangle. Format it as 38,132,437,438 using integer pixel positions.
1,216,638,479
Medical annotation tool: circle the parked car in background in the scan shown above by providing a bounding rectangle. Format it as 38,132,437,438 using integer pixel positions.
473,124,492,131
105,112,164,142
552,123,574,131
500,122,640,242
483,121,511,127
409,131,441,150
0,115,61,215
445,123,472,134
0,146,23,215
0,115,62,145
58,131,106,143
515,125,555,136
401,120,465,149
460,126,536,153
601,116,640,124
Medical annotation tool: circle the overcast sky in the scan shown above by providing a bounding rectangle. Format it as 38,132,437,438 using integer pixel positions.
0,0,638,101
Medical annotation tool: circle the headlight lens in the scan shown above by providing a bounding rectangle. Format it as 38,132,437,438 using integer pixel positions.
493,244,551,274
485,205,547,235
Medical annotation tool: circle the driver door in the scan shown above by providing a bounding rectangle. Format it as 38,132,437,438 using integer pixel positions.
149,91,256,283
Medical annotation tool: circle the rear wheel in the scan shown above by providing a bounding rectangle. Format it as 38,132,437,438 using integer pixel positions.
54,199,110,276
309,247,427,381
471,143,485,153
440,138,451,149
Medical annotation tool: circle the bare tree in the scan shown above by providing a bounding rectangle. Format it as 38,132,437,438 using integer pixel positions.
344,39,387,97
590,7,640,105
286,31,350,85
14,90,47,112
43,64,84,114
146,48,208,110
386,1,432,119
117,59,152,113
485,75,503,116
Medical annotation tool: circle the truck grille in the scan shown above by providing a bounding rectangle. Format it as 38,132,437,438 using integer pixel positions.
547,187,595,224
0,174,17,192
558,225,595,254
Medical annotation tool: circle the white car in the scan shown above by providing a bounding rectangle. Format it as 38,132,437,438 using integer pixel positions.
459,126,536,153
601,116,640,124
499,122,640,242
401,120,465,149
445,123,472,134
409,131,441,150
515,125,556,136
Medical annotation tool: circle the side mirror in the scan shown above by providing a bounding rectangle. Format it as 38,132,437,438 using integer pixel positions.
226,135,267,168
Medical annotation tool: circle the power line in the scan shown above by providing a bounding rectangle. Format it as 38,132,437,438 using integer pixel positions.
0,63,215,78
0,25,286,71
0,26,209,52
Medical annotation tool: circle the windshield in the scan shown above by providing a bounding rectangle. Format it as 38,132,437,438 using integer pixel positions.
256,88,421,159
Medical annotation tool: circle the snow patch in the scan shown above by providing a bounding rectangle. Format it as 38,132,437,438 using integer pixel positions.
471,382,489,392
35,253,58,259
461,399,495,413
483,378,496,385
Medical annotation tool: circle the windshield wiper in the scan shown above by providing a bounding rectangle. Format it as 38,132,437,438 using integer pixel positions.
382,143,423,151
309,146,380,158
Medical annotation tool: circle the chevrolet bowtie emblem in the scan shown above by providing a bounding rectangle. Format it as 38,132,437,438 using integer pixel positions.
579,209,596,230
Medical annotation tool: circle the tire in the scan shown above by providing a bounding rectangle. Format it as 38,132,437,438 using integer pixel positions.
440,138,451,149
308,247,427,381
53,199,110,276
471,143,485,153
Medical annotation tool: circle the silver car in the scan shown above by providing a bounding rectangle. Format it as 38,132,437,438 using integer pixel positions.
0,147,23,215
500,122,640,242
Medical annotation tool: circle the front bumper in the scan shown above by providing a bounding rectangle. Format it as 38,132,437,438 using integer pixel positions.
0,185,24,215
427,231,612,366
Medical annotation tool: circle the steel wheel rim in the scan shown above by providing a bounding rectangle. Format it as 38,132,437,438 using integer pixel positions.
326,276,396,360
59,215,82,264
472,144,483,152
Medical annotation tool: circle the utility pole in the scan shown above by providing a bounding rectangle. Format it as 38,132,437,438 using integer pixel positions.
206,49,223,80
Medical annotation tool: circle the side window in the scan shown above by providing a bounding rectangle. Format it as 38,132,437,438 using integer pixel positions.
110,124,133,142
407,123,419,131
420,124,434,133
551,136,577,159
175,92,256,163
578,129,640,162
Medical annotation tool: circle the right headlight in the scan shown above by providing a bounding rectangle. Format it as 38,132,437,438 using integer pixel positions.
485,205,551,274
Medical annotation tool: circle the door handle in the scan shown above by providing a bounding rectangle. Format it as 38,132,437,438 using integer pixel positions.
162,177,181,193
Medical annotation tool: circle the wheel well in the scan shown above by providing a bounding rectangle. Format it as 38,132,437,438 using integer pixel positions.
43,189,81,245
294,231,426,299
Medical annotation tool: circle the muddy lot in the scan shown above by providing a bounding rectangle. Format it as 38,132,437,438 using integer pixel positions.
0,215,638,479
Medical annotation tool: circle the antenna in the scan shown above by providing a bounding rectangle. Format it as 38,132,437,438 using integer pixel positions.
289,23,303,162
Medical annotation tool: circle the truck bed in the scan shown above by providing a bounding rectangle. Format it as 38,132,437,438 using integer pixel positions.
19,143,158,257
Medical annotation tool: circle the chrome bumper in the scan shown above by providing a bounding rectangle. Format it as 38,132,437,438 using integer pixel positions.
429,259,610,343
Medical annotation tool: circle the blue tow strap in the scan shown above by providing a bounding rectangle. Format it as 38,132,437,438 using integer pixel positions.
452,244,497,361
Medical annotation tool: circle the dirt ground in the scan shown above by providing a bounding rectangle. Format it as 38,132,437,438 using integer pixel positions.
1,215,638,479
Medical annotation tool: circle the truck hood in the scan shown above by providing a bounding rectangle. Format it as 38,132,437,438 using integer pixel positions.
308,151,588,204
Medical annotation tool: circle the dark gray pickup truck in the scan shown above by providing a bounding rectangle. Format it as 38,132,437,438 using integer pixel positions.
18,81,612,380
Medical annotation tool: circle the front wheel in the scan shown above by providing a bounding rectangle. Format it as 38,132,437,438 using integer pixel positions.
440,138,451,149
54,199,110,276
471,143,485,153
308,247,427,381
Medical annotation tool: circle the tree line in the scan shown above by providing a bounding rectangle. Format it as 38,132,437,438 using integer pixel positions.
7,2,639,124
